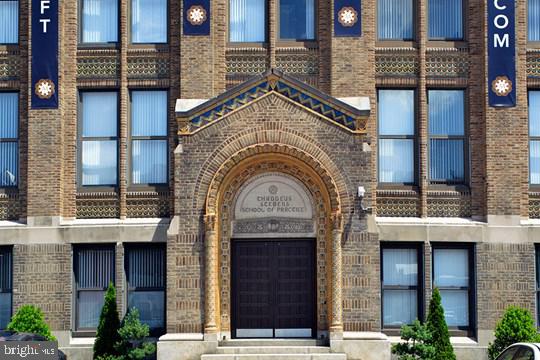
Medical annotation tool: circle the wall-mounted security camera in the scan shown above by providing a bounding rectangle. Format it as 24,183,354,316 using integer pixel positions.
357,185,371,213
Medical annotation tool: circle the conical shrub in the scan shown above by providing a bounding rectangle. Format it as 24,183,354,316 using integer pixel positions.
426,288,456,360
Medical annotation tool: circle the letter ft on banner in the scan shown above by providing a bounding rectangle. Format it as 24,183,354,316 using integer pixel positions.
488,0,516,107
31,0,58,109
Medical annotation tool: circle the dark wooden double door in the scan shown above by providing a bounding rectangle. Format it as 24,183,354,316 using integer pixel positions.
231,239,316,338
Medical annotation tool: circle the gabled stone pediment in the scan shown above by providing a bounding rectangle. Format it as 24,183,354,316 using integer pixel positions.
176,69,370,135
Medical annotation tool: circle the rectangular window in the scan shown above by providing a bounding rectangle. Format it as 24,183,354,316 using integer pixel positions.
381,244,421,329
126,244,165,333
428,90,466,184
130,91,168,185
378,89,415,184
0,0,18,44
0,247,12,329
377,0,413,40
74,246,115,331
79,92,118,187
81,0,118,43
0,93,18,188
229,0,266,42
530,91,540,185
131,0,167,43
428,0,463,40
432,246,473,330
530,0,540,41
279,0,315,40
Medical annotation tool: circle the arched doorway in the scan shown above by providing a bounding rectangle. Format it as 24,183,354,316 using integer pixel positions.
202,148,345,340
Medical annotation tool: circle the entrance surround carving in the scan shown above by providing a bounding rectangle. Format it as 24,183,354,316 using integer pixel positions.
203,144,345,338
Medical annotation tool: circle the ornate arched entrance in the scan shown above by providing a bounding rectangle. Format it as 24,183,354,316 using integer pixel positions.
202,145,345,340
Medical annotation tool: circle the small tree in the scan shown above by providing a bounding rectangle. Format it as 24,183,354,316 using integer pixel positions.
93,283,121,360
114,308,156,360
488,306,540,360
426,288,456,360
7,304,55,341
392,319,436,360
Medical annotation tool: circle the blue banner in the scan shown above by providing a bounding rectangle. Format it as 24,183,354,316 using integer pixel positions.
334,0,361,37
31,0,58,109
183,0,210,36
488,0,516,107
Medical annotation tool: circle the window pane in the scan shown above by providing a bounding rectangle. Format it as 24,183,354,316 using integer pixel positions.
0,93,18,138
497,347,519,360
428,0,462,39
77,291,105,329
82,0,118,43
515,347,535,360
230,0,266,42
530,0,540,41
0,293,10,329
0,249,12,291
383,290,417,326
132,140,167,184
128,291,164,329
382,248,417,286
434,248,469,287
429,139,464,182
531,141,540,184
429,90,464,136
82,140,117,185
279,0,315,40
530,92,540,136
378,139,414,183
378,90,414,135
127,246,165,288
0,143,17,187
76,247,115,288
131,91,167,137
0,1,18,44
439,289,469,327
82,92,117,137
132,0,167,43
377,0,413,40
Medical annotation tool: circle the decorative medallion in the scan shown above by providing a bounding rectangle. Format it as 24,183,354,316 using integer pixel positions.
187,5,207,25
491,75,513,97
34,79,55,100
268,185,278,195
338,6,358,27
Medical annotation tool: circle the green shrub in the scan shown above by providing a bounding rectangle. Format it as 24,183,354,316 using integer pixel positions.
391,319,436,360
426,288,456,360
93,283,121,360
114,308,156,360
488,306,540,360
6,304,55,341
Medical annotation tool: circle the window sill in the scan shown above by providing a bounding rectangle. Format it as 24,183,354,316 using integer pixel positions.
70,331,96,339
377,184,419,192
426,40,468,50
376,40,417,49
428,183,470,192
127,185,169,193
275,40,318,49
77,43,119,50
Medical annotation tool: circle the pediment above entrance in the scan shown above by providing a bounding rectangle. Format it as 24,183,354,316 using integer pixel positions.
175,68,370,135
232,173,316,238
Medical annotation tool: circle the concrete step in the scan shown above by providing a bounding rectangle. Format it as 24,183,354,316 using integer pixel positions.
216,346,331,354
201,354,346,360
219,339,324,347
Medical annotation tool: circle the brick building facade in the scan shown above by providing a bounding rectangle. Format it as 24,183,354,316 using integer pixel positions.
0,0,537,359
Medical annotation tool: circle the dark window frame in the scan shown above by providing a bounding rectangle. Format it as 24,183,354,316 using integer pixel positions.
377,88,418,188
0,0,19,46
426,0,466,42
376,0,417,43
128,0,170,45
72,244,116,336
124,243,166,336
529,90,540,190
0,91,19,190
77,0,120,47
528,0,540,45
127,89,169,190
431,243,476,337
536,244,540,328
227,0,269,46
427,88,469,186
276,0,318,42
77,90,120,191
0,246,13,330
380,242,424,336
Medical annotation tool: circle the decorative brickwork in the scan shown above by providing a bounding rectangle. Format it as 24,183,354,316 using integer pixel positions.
126,191,171,218
527,51,540,78
427,190,472,218
0,192,22,220
76,192,120,219
0,55,21,81
127,57,170,79
529,192,540,218
375,49,419,77
77,56,120,79
275,47,319,87
426,49,469,78
376,190,420,217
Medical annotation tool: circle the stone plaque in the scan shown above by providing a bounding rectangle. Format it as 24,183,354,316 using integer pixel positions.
232,173,315,238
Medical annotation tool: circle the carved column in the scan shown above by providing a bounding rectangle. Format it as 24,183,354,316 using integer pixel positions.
204,214,218,335
330,212,343,336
